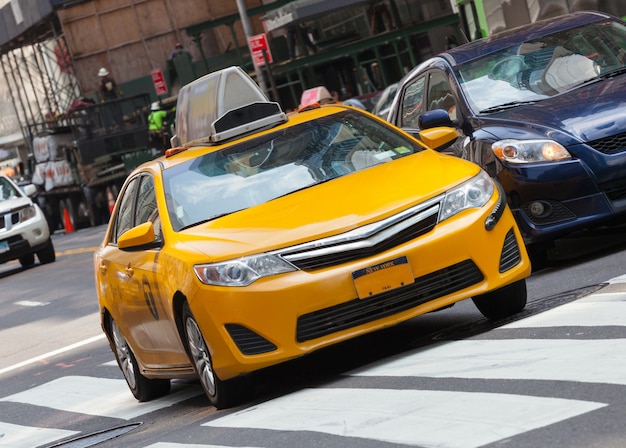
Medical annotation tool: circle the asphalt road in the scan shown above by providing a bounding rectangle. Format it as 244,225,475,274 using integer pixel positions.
2,224,626,447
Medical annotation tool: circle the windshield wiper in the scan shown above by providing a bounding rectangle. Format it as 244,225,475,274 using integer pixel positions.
598,66,626,79
479,100,540,113
178,211,237,231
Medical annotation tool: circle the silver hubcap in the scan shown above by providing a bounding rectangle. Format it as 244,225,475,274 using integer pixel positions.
111,320,136,389
186,317,216,397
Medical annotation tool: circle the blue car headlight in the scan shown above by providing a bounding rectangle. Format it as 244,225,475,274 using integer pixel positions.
492,139,571,163
439,171,494,222
194,254,297,286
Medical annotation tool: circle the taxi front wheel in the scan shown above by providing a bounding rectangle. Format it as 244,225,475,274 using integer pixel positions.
182,302,250,409
471,279,527,320
110,318,170,402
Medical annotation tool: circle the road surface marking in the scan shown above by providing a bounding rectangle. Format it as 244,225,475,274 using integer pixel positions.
0,376,202,420
204,388,605,448
14,300,49,307
349,338,626,384
0,334,106,376
0,421,78,448
145,444,261,448
57,247,99,256
504,292,626,328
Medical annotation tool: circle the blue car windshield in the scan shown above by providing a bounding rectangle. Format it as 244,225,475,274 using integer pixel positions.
163,110,422,231
456,19,626,112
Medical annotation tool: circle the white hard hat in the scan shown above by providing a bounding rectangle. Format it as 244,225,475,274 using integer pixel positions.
151,102,161,111
98,67,109,77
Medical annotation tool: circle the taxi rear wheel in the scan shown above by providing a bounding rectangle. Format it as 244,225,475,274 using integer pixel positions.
471,279,527,320
109,318,170,402
182,302,248,409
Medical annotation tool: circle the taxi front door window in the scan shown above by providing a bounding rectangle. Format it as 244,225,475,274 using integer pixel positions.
112,177,139,244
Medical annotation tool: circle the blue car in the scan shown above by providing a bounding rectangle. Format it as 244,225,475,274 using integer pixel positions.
388,11,626,258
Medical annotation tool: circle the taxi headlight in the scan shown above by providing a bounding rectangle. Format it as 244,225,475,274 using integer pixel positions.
439,171,494,222
194,254,297,286
492,139,571,163
20,205,37,222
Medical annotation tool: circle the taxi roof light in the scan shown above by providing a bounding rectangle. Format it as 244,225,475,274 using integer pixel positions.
298,86,335,111
173,66,287,147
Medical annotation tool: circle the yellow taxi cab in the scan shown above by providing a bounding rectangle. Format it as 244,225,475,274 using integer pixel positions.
94,66,531,409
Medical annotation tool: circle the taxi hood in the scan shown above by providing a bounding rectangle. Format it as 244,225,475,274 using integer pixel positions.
176,150,480,260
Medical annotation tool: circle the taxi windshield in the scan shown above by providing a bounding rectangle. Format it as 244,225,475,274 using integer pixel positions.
163,110,422,231
457,19,626,113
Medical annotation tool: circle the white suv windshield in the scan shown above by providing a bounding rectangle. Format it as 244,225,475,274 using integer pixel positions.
0,177,20,201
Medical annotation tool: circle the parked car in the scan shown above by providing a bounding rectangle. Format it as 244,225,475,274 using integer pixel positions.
371,82,398,118
0,174,55,267
387,11,626,259
94,66,531,409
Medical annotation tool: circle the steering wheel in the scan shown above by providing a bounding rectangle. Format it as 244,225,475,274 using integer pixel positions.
489,56,526,86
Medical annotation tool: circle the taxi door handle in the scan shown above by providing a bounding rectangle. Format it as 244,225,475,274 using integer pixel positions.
125,266,134,278
99,264,107,275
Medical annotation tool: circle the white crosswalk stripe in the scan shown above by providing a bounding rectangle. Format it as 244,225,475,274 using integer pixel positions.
203,388,604,448
347,339,626,384
1,375,201,420
504,291,626,327
0,422,78,448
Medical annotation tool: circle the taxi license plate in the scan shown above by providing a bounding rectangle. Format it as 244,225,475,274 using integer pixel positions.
0,240,9,254
352,256,414,299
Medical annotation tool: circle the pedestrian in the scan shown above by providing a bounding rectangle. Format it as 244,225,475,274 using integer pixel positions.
97,68,121,103
148,102,169,152
167,43,193,85
168,42,192,63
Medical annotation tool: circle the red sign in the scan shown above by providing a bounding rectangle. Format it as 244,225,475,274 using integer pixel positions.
151,68,168,96
249,33,273,67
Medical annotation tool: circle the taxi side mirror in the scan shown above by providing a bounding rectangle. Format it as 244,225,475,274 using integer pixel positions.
118,222,160,250
418,126,459,152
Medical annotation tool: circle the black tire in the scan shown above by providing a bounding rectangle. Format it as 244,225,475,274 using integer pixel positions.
19,253,35,268
109,318,170,402
37,238,56,264
182,302,249,409
472,279,527,320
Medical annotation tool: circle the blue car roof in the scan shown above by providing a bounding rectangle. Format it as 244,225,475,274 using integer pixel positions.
442,11,615,66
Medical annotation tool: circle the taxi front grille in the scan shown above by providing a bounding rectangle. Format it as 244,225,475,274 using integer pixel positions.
296,259,483,342
287,214,438,270
281,197,442,271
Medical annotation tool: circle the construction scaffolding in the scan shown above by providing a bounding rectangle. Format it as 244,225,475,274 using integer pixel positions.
0,14,81,149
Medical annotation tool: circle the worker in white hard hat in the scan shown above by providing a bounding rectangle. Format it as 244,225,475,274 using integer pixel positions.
97,67,122,103
148,101,168,153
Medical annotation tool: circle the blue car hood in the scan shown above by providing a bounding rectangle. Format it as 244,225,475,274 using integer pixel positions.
482,75,626,145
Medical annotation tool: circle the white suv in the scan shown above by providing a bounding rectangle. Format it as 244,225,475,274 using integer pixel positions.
0,174,55,267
